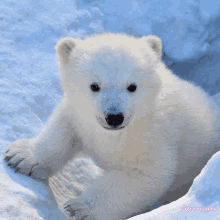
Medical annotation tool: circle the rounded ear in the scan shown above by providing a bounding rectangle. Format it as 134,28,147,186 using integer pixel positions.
142,35,162,60
55,37,76,64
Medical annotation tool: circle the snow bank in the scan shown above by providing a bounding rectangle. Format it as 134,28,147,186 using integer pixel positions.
128,148,220,220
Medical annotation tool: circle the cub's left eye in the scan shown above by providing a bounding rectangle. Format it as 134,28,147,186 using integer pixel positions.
127,83,137,92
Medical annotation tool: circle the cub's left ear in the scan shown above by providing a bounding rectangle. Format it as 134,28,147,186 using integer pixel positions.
142,35,162,60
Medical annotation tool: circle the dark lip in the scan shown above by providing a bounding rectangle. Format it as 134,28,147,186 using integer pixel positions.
103,126,125,130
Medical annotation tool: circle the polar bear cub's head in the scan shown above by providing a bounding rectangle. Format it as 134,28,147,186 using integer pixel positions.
55,33,162,131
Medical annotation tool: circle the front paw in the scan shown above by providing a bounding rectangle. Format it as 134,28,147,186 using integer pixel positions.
4,139,48,180
62,198,97,220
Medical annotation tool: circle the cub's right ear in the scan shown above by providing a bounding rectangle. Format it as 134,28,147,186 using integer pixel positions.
55,37,76,64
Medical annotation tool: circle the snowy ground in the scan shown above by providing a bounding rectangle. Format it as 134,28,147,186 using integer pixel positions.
128,150,220,220
1,0,220,219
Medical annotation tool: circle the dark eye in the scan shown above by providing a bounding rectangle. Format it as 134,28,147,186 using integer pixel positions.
127,83,137,92
90,83,100,92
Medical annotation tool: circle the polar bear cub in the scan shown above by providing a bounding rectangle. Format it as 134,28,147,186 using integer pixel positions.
4,33,220,220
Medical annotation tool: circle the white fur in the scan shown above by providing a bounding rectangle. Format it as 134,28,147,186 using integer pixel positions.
5,33,220,220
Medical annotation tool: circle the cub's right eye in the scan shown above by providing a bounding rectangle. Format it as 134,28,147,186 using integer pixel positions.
90,83,100,92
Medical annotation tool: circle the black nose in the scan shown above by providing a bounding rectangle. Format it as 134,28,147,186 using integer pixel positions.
105,113,124,128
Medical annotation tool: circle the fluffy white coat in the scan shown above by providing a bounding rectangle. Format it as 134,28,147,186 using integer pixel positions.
4,33,220,220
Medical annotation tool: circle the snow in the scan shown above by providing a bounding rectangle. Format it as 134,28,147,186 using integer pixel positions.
128,146,220,220
1,0,220,219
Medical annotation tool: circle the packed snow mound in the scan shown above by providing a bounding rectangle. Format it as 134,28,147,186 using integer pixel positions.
128,148,220,220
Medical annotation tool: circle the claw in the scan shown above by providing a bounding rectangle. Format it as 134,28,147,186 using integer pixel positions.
4,154,15,162
15,167,20,173
4,156,10,161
